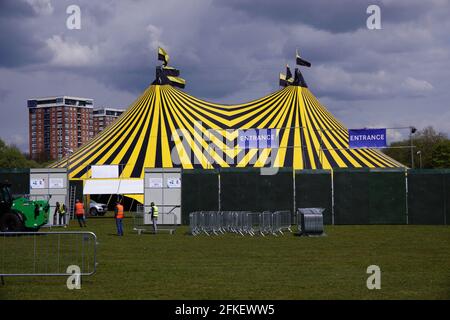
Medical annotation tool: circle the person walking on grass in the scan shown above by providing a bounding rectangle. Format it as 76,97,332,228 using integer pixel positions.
75,199,87,227
53,202,67,226
53,202,60,225
59,202,67,226
149,202,158,234
114,201,124,236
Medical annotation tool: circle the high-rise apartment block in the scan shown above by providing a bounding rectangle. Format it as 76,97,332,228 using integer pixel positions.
28,96,94,161
92,108,124,136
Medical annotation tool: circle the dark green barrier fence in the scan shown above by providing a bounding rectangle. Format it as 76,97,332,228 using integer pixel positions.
407,169,449,225
295,170,332,224
333,169,407,224
0,168,30,196
180,167,448,225
181,169,219,224
368,170,407,224
446,172,450,225
219,168,293,213
334,169,370,224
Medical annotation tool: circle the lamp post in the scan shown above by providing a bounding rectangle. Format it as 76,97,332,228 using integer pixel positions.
64,147,74,170
417,150,422,169
410,126,416,169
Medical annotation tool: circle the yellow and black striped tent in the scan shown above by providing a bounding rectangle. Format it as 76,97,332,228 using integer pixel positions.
50,84,403,180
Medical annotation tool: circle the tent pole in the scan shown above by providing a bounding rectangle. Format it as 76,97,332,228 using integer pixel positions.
106,194,113,209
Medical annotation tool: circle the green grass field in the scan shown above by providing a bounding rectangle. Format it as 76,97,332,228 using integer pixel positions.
1,213,449,300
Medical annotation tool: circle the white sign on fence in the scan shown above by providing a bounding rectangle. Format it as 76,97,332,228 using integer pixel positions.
167,178,181,188
30,178,46,189
49,178,64,188
149,178,163,188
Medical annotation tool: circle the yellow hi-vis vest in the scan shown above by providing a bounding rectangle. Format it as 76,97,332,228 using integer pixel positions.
152,206,158,218
59,204,66,214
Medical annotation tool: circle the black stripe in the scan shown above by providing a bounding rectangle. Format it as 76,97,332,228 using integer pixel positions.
302,94,321,169
70,91,150,176
160,88,193,168
131,93,157,177
73,91,153,178
68,89,149,166
303,93,354,168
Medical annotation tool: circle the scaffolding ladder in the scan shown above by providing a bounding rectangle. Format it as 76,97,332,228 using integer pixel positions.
68,185,77,220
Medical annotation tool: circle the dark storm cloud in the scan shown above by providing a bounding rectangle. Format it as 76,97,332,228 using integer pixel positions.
0,0,35,19
214,0,438,33
0,20,50,67
0,0,449,152
0,88,9,101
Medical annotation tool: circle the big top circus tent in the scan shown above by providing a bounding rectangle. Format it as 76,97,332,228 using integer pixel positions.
50,48,404,202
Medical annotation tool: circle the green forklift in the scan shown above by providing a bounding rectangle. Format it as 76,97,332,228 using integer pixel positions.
0,183,49,232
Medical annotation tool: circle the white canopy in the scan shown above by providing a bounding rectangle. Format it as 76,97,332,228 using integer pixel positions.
83,179,143,195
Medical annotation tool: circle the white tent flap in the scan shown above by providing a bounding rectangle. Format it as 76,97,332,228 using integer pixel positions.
83,179,143,195
118,180,144,194
91,165,119,178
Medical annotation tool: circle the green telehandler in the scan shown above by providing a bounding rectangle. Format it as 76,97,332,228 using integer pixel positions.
0,183,49,232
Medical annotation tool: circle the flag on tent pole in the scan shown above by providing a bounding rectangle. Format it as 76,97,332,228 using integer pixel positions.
296,49,311,67
294,68,308,88
158,47,170,66
279,73,294,87
286,64,293,81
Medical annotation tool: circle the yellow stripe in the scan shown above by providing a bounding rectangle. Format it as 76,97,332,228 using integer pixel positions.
160,90,193,169
69,89,154,178
304,93,358,168
159,90,173,168
273,89,296,166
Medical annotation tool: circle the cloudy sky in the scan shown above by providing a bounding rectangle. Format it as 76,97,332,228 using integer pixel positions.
0,0,449,152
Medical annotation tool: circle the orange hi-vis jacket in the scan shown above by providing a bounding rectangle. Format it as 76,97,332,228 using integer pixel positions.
75,202,85,216
116,204,124,219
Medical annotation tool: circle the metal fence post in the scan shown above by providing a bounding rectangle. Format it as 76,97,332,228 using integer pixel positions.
218,172,221,212
292,169,296,225
331,168,335,225
405,169,409,225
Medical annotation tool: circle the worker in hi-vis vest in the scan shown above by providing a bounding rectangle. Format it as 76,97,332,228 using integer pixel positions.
75,199,87,227
114,201,124,236
150,202,158,234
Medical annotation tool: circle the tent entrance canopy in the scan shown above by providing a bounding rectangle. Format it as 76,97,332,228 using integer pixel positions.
83,179,144,203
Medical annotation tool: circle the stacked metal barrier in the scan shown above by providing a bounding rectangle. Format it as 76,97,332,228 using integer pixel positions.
297,208,325,236
189,211,292,236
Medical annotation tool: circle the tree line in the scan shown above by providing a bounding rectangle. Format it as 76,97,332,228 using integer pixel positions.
382,126,450,169
0,138,40,168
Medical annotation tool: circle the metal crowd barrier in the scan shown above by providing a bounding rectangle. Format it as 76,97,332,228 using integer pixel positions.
133,205,178,235
189,211,292,236
0,231,98,282
297,208,325,236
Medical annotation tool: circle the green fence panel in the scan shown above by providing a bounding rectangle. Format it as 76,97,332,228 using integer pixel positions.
407,170,448,225
368,170,407,224
181,169,219,224
295,170,332,224
446,172,450,225
333,169,370,224
0,168,30,196
219,168,293,213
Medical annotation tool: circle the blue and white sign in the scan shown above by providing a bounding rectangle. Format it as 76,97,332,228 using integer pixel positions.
349,128,387,148
238,128,279,149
